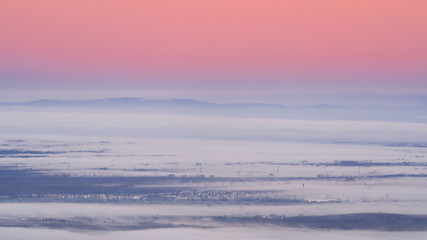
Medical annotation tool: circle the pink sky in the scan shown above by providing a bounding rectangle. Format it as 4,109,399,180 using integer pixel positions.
0,0,426,91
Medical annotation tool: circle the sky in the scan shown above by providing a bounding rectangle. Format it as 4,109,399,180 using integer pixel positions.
0,0,426,102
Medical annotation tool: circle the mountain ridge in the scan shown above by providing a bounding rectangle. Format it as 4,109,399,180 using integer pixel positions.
1,97,426,123
0,97,391,109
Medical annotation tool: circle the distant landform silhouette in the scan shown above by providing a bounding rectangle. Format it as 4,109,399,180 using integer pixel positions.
1,97,426,122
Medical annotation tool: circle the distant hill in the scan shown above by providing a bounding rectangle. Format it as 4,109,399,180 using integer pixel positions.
0,97,426,122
